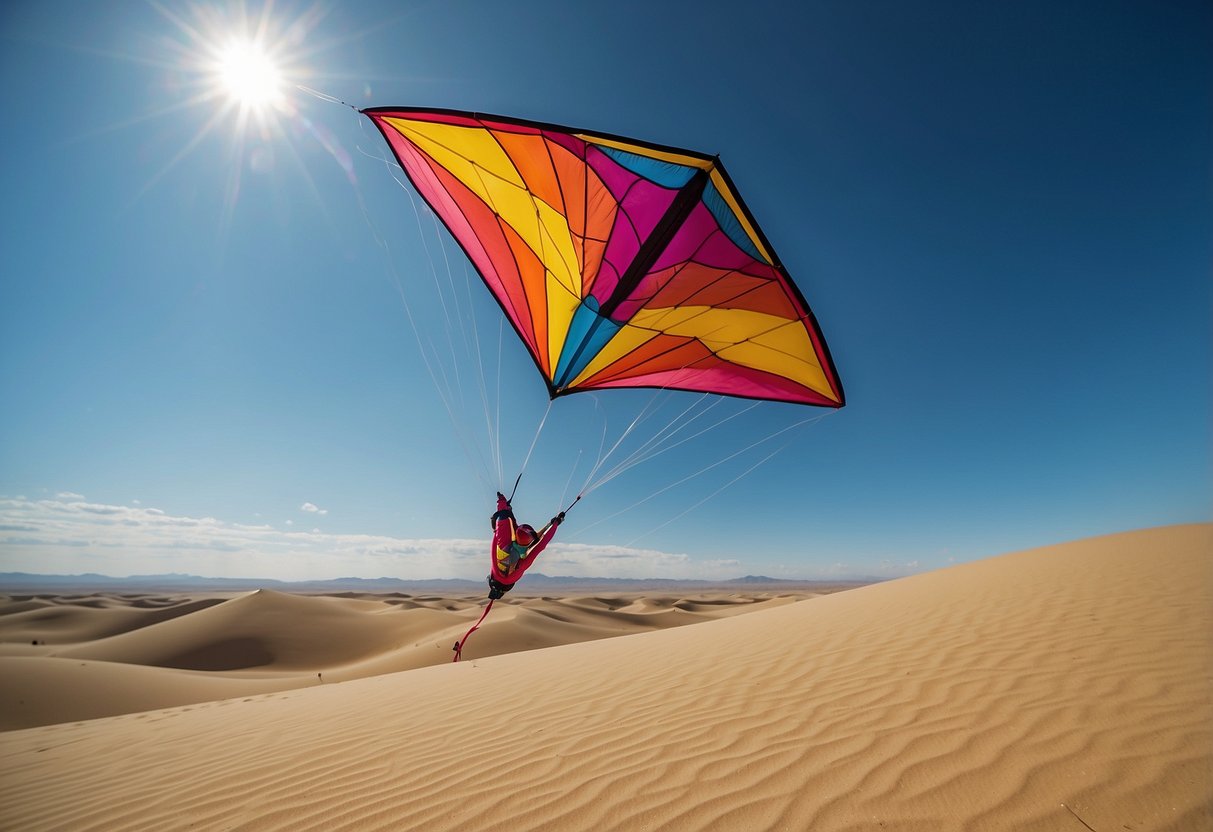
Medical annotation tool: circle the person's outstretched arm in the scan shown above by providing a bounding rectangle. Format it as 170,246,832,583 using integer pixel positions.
510,512,563,579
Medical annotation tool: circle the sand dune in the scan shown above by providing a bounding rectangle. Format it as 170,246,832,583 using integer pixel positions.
0,586,823,729
0,524,1208,831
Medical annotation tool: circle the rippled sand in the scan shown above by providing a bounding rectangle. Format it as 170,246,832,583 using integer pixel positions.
0,524,1208,831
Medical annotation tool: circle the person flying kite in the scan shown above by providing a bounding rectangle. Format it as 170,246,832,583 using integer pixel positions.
450,491,564,661
487,491,563,599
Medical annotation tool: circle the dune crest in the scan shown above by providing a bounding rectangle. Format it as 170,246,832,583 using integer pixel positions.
0,524,1208,831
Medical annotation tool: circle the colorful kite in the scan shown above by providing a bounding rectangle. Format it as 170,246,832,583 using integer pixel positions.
364,107,845,408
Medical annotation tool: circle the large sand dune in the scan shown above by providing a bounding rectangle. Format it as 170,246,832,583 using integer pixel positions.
0,524,1208,831
0,586,828,729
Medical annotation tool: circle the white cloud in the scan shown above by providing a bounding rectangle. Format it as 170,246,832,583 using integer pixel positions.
56,491,85,500
300,502,328,516
0,496,749,582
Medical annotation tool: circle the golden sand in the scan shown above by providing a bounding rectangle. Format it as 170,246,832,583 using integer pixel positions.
0,524,1208,831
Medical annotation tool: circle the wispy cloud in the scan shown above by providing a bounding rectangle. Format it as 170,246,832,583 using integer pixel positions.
300,502,328,516
0,496,752,582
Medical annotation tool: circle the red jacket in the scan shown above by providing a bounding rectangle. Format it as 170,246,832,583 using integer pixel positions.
490,495,557,586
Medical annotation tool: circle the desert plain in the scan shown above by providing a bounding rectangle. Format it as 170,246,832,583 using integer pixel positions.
0,523,1209,830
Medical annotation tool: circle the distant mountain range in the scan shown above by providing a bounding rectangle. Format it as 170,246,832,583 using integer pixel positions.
0,571,877,594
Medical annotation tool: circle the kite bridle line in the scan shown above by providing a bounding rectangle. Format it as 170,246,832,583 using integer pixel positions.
294,83,509,493
296,85,359,113
506,471,523,504
371,145,578,517
297,86,521,494
342,106,522,494
621,412,829,547
303,91,497,493
576,409,832,543
508,398,553,501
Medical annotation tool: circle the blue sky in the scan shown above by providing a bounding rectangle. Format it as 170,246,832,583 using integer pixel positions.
1,0,1209,582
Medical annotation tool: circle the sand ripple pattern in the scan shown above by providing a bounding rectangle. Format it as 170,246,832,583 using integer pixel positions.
0,524,1209,831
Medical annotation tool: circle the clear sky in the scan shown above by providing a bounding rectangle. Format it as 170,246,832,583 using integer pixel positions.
1,0,1209,582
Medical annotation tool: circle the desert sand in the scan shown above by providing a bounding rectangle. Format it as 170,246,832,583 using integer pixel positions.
0,586,831,730
0,524,1209,831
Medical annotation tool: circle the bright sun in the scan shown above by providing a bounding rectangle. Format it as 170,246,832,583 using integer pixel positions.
140,3,331,210
217,41,283,109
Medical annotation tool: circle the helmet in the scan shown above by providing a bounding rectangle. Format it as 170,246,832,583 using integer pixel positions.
516,524,536,545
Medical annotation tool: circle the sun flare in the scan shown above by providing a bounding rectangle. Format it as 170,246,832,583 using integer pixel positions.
216,41,283,109
137,2,339,222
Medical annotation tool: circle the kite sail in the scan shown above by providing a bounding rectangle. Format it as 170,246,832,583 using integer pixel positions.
363,107,844,408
